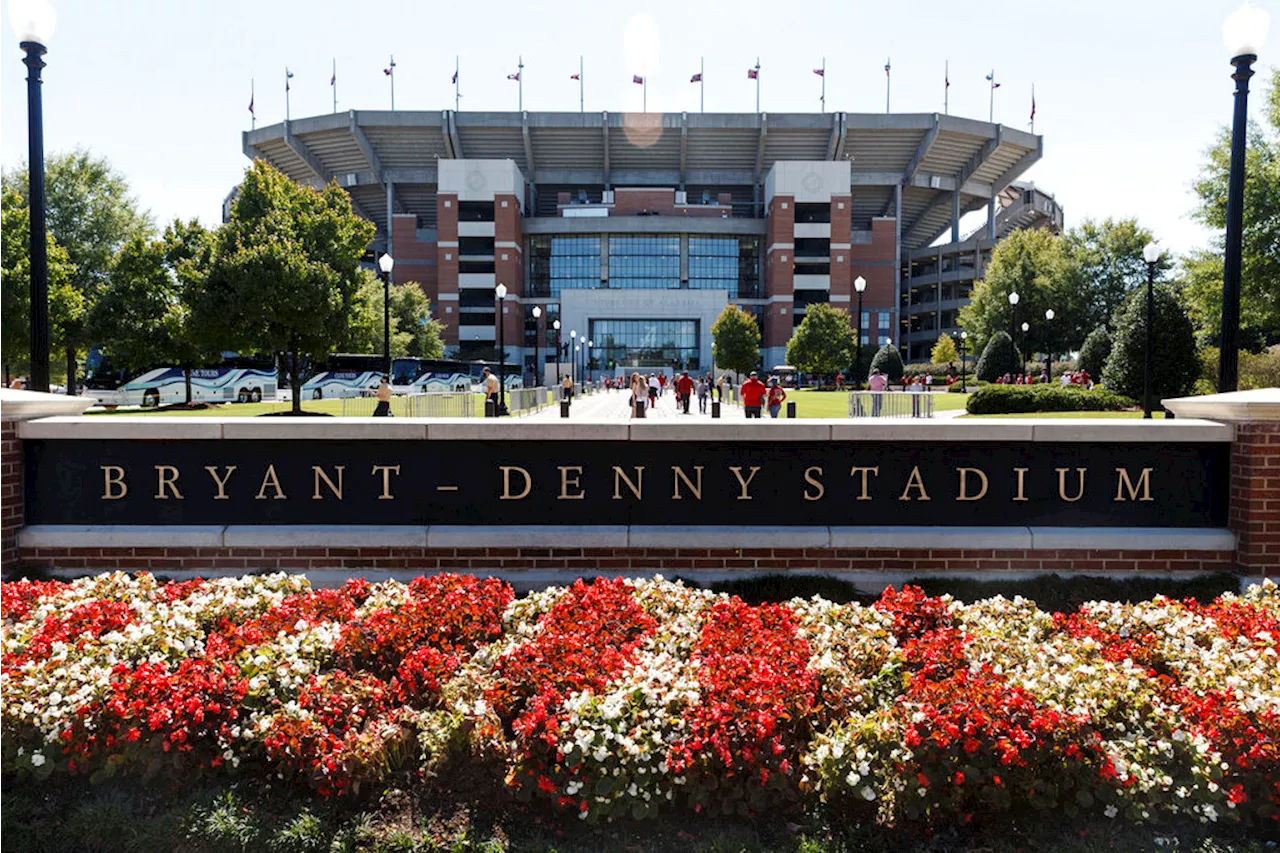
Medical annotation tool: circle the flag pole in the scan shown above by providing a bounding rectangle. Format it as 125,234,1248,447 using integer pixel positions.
988,68,995,122
285,67,291,121
579,56,584,112
1030,83,1035,133
455,56,460,112
755,58,760,113
944,60,949,115
332,58,337,114
518,56,524,111
700,57,704,113
250,78,256,129
820,57,825,112
389,55,396,111
643,76,647,113
885,57,891,113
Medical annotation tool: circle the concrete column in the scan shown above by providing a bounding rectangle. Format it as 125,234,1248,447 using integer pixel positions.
951,190,961,244
986,198,996,240
679,234,689,288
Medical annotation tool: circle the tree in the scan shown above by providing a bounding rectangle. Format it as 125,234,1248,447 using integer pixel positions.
958,228,1080,357
1062,218,1170,335
1102,283,1199,401
200,161,377,413
711,305,761,376
88,220,219,404
353,277,446,359
2,150,152,393
930,333,958,366
1184,69,1280,349
785,304,856,380
1,188,82,381
976,331,1020,382
869,344,904,384
1077,326,1113,381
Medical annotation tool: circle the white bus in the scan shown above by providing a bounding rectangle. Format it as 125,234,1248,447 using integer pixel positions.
300,354,388,400
87,363,277,407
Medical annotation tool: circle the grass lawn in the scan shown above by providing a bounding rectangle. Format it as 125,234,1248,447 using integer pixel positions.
81,393,560,418
788,388,970,418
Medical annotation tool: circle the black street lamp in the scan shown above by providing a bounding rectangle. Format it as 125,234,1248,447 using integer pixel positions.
1043,308,1055,381
13,0,57,393
959,330,968,391
1021,322,1029,373
569,329,577,386
1219,3,1270,393
1142,242,1161,418
1007,290,1020,351
854,275,867,388
553,319,562,383
531,306,542,387
378,253,394,377
496,283,508,415
586,338,594,385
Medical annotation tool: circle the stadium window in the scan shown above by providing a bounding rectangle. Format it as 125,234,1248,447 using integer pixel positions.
794,203,831,224
458,201,495,222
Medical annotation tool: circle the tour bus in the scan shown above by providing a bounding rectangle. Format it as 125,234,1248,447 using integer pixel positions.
83,351,277,407
409,359,522,393
300,354,393,400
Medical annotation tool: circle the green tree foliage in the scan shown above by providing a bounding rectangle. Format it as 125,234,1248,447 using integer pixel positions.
1185,69,1280,348
88,220,218,404
1077,326,1113,381
200,161,377,413
711,305,761,376
930,333,958,365
869,343,905,384
2,150,152,392
1,188,82,381
976,331,1020,382
352,276,446,359
1101,283,1199,402
785,304,856,378
958,228,1079,357
1062,218,1169,335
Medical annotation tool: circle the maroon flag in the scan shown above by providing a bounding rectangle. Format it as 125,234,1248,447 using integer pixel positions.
508,72,520,81
248,93,254,115
1030,92,1036,121
747,67,758,79
570,72,580,80
384,57,396,76
690,72,702,83
330,71,336,86
813,68,824,77
885,60,891,77
992,81,1001,90
633,74,644,84
451,70,458,84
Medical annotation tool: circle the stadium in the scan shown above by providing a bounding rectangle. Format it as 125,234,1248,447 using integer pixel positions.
241,109,1062,376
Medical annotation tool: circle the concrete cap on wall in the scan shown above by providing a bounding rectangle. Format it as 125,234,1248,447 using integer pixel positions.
1164,388,1280,422
0,388,98,422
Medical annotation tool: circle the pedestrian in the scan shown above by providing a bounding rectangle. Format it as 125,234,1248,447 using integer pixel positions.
677,369,695,414
868,367,887,416
482,368,500,414
766,377,787,418
648,373,659,409
630,372,646,418
561,372,574,403
697,374,710,413
835,371,844,391
658,373,667,396
740,370,767,419
908,374,923,418
924,372,933,392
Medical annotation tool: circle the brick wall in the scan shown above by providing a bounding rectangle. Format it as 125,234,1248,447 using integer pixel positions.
494,193,524,345
391,213,438,308
1232,422,1280,570
1,421,20,568
15,546,1238,574
436,194,460,346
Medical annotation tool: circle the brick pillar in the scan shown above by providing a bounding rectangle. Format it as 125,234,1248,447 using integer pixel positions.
1,420,21,569
1231,422,1280,570
436,193,460,348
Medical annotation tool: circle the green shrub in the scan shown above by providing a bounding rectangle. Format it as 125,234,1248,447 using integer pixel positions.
965,384,1136,414
1078,327,1112,380
976,332,1019,382
868,344,904,383
1101,283,1198,401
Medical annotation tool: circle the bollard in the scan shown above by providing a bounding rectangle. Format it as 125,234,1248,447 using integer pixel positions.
484,399,497,418
560,400,571,418
711,401,720,419
786,401,797,419
635,399,646,418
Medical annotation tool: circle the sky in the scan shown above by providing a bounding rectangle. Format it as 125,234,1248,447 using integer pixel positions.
1,0,1274,256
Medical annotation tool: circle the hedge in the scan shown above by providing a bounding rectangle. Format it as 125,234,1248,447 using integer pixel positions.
965,384,1136,414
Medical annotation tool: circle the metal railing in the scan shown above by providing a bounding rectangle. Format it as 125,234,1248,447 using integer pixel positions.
508,386,555,415
341,392,480,418
847,391,936,419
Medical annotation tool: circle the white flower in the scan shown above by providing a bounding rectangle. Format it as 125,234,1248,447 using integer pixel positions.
30,753,45,767
1104,805,1118,819
860,786,876,801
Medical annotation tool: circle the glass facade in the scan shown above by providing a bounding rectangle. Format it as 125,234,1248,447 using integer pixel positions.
688,237,737,291
529,236,600,297
608,236,680,289
590,319,700,370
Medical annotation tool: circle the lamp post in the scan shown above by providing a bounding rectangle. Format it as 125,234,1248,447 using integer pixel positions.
1020,322,1029,374
495,283,507,415
1142,242,1161,418
574,344,581,389
1043,308,1055,381
12,0,56,393
569,330,577,386
531,306,542,387
1219,3,1270,393
959,331,968,391
1007,290,1020,345
553,319,562,383
854,275,867,388
378,253,394,376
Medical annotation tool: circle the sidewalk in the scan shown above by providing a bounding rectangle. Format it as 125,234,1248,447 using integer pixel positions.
522,388,740,420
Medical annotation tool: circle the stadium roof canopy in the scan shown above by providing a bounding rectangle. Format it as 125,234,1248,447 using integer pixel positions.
243,110,1042,251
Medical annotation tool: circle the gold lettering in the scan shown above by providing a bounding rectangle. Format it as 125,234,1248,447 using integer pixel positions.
1056,467,1087,502
154,465,183,500
204,465,237,500
849,466,879,500
312,465,345,500
729,466,761,501
371,464,400,500
671,466,704,500
803,466,825,501
558,466,585,500
899,466,931,501
956,467,988,502
612,466,644,500
255,464,287,500
1013,467,1029,502
101,466,128,500
1114,467,1154,502
500,466,531,500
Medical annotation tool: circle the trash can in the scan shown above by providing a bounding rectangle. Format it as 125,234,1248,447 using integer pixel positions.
786,401,797,418
560,400,571,418
485,399,497,418
711,401,721,419
635,399,646,418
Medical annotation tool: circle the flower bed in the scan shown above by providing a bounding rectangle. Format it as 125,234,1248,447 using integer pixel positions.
2,573,1277,830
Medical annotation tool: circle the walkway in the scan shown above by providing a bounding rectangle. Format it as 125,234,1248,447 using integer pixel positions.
523,388,738,421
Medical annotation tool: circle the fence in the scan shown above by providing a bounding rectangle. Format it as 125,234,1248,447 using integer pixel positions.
507,386,555,415
847,391,936,419
341,392,480,418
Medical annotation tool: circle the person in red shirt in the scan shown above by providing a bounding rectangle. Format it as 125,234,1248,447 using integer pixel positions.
657,373,667,395
740,371,767,419
676,370,695,414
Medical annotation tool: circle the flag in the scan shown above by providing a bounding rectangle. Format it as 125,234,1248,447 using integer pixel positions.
508,72,520,81
690,72,702,83
633,74,644,84
286,68,293,91
1030,92,1036,122
945,71,950,89
813,68,824,77
451,70,458,84
884,59,891,77
747,67,758,79
570,72,580,80
986,71,999,89
330,70,335,86
384,58,396,76
992,81,1001,90
248,93,254,115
